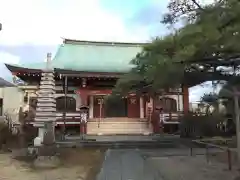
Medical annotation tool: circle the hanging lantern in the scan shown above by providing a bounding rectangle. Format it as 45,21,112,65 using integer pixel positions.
82,78,87,87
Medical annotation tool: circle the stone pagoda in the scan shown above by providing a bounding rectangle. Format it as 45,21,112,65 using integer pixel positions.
34,53,56,146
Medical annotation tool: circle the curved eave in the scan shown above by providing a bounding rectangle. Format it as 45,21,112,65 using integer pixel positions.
5,64,42,74
54,68,125,78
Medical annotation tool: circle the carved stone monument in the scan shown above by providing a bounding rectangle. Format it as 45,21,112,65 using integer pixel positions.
34,53,56,146
33,53,60,168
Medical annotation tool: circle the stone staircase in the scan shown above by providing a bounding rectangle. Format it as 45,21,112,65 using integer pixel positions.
87,118,152,135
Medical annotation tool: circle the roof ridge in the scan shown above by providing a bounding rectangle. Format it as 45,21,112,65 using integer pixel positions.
63,38,149,47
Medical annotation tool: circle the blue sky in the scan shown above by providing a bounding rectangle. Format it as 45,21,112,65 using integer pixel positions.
0,0,212,101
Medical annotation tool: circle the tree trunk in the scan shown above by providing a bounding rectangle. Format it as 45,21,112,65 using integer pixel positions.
233,87,240,163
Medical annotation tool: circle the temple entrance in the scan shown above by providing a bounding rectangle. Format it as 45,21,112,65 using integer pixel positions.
104,96,128,117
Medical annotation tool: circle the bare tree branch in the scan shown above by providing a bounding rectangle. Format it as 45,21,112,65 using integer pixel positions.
191,0,204,10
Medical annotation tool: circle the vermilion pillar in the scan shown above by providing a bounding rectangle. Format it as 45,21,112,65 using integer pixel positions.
76,78,89,135
183,85,189,114
79,88,88,106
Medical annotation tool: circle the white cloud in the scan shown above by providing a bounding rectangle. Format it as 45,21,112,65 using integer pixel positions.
0,51,20,64
0,0,150,46
189,81,220,102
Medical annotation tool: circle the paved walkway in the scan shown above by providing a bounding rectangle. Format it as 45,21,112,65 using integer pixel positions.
97,149,239,180
97,149,157,180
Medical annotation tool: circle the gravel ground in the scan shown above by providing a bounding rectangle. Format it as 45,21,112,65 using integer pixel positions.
0,148,105,180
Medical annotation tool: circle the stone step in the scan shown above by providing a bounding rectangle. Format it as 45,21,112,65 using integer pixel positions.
88,128,151,132
87,129,152,133
88,121,148,124
87,128,152,132
87,130,152,135
88,119,148,123
87,124,150,129
88,127,150,130
87,120,152,135
87,123,150,126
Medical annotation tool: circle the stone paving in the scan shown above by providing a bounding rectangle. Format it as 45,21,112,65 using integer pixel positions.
97,148,240,180
65,134,180,142
97,149,151,180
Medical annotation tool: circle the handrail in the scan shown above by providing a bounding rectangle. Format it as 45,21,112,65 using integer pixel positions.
193,139,236,151
191,139,236,171
160,113,181,124
162,118,180,124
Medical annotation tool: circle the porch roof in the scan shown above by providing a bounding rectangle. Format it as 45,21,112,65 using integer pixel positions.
0,77,15,87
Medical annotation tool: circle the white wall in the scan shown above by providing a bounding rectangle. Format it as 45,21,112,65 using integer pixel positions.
1,87,24,123
0,88,3,98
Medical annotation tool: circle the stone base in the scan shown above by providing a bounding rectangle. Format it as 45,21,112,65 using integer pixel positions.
33,156,60,169
11,148,37,161
38,145,58,156
12,148,28,159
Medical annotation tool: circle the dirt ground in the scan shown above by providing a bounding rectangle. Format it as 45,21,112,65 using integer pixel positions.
0,147,105,180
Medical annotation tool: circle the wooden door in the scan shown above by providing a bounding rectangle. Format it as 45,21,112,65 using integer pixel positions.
127,96,140,118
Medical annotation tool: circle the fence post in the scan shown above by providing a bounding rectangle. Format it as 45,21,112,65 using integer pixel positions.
227,149,232,171
206,145,209,163
190,146,193,156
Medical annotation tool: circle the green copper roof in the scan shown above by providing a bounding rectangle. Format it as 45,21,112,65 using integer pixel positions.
6,40,145,73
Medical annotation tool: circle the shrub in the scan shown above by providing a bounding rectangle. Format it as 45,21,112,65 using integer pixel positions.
179,113,224,138
22,125,38,145
0,122,13,148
